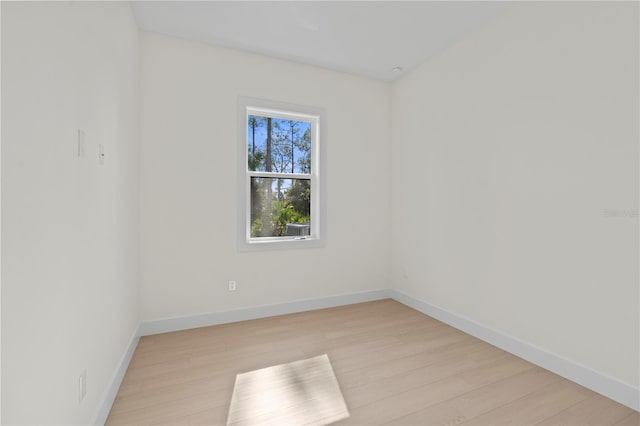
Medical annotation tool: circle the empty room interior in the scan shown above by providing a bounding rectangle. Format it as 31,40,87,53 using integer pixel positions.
1,1,639,425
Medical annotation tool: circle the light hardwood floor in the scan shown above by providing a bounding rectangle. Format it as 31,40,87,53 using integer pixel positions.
106,300,639,425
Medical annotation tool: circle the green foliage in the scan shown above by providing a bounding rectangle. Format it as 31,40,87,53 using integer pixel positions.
248,115,265,158
271,200,310,236
250,178,311,238
249,176,263,235
250,217,263,238
297,128,311,173
287,180,311,216
248,150,265,171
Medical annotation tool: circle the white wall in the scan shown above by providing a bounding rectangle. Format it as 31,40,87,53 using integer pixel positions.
391,1,639,389
1,2,139,424
139,33,391,321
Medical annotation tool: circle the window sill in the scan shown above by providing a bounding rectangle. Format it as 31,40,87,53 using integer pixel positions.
238,236,325,252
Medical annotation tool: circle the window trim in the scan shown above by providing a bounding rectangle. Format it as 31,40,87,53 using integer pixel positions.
237,97,325,251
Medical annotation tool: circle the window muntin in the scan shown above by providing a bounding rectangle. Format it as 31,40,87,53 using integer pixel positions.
239,99,322,249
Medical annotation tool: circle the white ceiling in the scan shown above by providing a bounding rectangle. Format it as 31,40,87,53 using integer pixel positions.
132,1,509,81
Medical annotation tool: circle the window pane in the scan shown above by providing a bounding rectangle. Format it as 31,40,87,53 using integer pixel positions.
250,177,311,238
247,115,312,174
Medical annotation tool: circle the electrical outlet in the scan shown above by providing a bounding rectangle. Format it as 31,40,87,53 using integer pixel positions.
79,369,87,403
228,280,237,291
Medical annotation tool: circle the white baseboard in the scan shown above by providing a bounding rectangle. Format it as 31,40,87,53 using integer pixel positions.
139,289,392,336
91,325,140,426
389,289,640,412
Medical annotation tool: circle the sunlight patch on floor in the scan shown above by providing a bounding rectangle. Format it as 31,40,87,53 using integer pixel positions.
226,354,350,426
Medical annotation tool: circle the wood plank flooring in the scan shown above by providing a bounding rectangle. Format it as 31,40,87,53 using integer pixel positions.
106,299,638,425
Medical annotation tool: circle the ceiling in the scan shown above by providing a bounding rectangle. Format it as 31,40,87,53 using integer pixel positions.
132,1,510,81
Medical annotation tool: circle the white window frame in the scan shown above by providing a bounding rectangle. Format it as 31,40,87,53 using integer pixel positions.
238,97,325,251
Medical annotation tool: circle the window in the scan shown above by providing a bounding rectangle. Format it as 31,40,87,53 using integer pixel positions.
238,97,323,250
